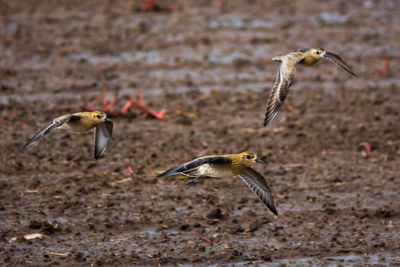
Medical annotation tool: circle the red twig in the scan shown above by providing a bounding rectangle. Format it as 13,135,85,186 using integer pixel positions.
131,92,166,119
360,142,373,152
201,237,211,244
374,56,390,76
103,97,117,113
80,90,166,119
140,0,157,11
102,90,108,109
89,95,100,109
120,99,134,115
127,166,133,174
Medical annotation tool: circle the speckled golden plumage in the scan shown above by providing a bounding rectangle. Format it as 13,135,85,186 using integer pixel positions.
57,111,106,132
158,152,278,215
23,111,113,159
264,48,357,126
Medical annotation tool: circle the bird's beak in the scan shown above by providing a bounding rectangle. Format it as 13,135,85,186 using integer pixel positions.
255,157,264,164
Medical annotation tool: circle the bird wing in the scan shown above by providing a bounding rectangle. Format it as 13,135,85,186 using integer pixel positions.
157,156,233,177
23,114,77,149
272,54,285,62
323,51,357,77
238,167,278,215
94,118,113,159
263,66,294,127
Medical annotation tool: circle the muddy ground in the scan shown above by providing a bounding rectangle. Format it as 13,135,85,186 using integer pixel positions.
0,0,399,266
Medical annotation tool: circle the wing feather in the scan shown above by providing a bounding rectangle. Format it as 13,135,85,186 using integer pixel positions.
23,115,73,149
323,51,357,77
94,119,113,159
157,156,232,177
238,167,278,215
263,67,294,127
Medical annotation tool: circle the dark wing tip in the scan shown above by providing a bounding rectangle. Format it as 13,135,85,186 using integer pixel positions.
261,195,278,216
157,165,181,177
22,142,30,150
263,115,273,127
22,134,43,150
349,70,358,77
94,147,102,159
344,67,357,77
263,115,270,126
157,170,177,177
270,205,278,216
94,144,104,160
323,51,357,77
263,106,279,127
94,146,106,160
93,120,113,159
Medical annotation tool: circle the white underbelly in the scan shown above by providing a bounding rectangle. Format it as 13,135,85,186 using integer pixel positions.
198,165,235,178
59,122,90,132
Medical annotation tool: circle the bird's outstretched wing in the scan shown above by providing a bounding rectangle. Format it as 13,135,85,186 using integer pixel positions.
23,114,78,149
323,51,357,77
94,118,113,159
272,54,286,62
263,67,294,127
238,167,278,215
157,156,232,177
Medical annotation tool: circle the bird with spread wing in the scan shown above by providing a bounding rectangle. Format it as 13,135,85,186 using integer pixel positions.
23,111,113,159
158,151,278,216
264,48,357,126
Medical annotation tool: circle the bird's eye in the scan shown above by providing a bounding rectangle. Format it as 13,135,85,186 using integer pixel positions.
96,115,101,119
316,51,320,55
246,155,251,159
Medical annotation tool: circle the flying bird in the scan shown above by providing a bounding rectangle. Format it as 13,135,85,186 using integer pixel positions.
157,151,278,215
264,48,357,126
23,111,113,159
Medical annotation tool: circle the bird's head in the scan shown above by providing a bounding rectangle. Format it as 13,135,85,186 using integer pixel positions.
91,111,107,122
239,152,263,167
310,48,326,58
297,48,326,66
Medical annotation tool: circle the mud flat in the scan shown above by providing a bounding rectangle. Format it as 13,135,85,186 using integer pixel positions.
0,0,399,265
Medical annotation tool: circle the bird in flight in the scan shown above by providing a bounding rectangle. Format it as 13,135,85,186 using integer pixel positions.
23,111,113,159
158,151,278,215
264,48,357,126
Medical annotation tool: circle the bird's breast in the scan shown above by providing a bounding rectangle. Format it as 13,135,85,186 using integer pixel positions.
64,120,95,132
198,164,238,178
299,57,320,66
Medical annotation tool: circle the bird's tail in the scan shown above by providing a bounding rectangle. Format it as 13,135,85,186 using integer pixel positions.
157,163,187,177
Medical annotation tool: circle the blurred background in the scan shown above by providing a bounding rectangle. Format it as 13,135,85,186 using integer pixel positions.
0,0,399,265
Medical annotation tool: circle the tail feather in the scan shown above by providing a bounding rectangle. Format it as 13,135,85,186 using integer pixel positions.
157,163,187,177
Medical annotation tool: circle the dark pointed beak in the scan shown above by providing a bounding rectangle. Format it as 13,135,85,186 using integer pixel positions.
255,157,264,164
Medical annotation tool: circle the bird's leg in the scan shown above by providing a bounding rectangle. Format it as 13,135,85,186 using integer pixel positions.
185,175,203,188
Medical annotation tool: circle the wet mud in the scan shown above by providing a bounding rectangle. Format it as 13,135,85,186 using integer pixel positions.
0,0,399,266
